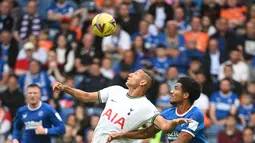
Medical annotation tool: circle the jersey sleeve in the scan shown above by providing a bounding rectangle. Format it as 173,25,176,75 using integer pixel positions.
210,93,217,105
98,86,121,103
181,110,204,137
46,105,65,135
12,108,23,140
145,103,160,124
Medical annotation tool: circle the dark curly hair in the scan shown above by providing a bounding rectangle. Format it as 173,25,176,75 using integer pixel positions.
177,77,202,104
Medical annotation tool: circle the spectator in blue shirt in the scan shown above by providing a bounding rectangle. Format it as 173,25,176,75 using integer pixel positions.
18,60,55,102
170,48,190,74
152,45,172,81
184,38,204,60
156,82,172,112
210,78,239,124
238,93,255,127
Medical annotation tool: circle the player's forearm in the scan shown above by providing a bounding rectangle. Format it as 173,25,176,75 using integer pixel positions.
161,120,178,132
62,85,95,102
122,129,153,139
46,124,65,135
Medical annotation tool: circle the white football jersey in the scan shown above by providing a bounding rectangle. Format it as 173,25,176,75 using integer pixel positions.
92,86,159,143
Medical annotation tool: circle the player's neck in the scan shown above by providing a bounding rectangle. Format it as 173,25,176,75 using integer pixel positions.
176,102,192,115
128,87,145,97
28,101,42,110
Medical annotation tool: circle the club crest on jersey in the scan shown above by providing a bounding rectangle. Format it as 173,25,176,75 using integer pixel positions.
38,111,44,117
103,109,125,129
23,114,27,119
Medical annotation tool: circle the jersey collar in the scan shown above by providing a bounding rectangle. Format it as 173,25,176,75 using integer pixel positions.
175,105,195,117
126,93,145,99
28,101,42,111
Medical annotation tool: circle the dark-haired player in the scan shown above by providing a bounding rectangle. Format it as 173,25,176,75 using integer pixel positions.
107,77,207,143
53,69,189,143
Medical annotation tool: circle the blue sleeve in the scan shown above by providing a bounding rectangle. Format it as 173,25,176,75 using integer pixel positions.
237,106,244,117
12,108,23,140
181,110,204,137
46,106,65,135
160,108,172,119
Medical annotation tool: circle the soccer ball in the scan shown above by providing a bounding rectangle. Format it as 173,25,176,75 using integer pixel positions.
91,13,116,37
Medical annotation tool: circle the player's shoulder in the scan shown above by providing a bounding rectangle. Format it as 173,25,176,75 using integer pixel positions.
106,85,128,92
160,107,176,118
41,102,56,113
17,105,29,113
188,106,204,119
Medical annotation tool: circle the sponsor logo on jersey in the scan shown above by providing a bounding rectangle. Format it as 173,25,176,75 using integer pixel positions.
103,108,125,129
24,120,43,130
167,131,179,140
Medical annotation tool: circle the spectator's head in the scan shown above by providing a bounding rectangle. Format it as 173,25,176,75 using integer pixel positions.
174,7,184,21
220,78,231,94
1,30,11,45
156,0,165,5
250,4,255,19
223,65,234,79
229,49,241,64
166,20,178,36
184,0,192,5
24,42,35,59
208,38,218,53
39,30,49,41
202,16,212,28
159,82,170,96
225,116,237,132
82,33,94,49
227,0,237,8
242,92,253,106
66,114,77,127
247,81,255,95
191,17,201,32
64,124,74,139
139,20,149,35
123,50,135,65
0,1,10,16
75,105,84,121
195,70,207,84
27,0,37,15
156,45,167,58
86,129,94,143
167,66,179,80
65,76,74,88
89,63,101,77
101,57,112,70
57,0,66,4
7,75,18,92
246,21,255,38
186,38,197,50
144,14,154,24
102,0,114,8
90,115,100,129
208,0,216,4
28,34,39,48
132,35,144,51
216,18,228,33
47,51,57,63
170,77,201,105
70,16,80,27
29,60,41,75
26,84,41,108
120,65,130,79
189,58,201,72
60,19,70,31
243,127,254,143
57,35,67,48
119,3,129,18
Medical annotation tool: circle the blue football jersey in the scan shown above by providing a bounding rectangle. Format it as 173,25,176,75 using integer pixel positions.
13,102,65,143
238,104,255,124
161,106,207,143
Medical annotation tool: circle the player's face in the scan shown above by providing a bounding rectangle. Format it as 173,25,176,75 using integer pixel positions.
26,87,41,106
126,70,144,88
170,83,185,104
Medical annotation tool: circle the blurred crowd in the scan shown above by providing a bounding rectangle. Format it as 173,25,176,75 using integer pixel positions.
0,0,254,143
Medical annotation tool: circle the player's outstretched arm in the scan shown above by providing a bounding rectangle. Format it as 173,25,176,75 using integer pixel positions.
107,125,160,142
154,116,190,132
53,82,98,102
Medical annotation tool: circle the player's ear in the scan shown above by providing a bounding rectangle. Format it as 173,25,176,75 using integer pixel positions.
140,80,147,86
183,92,189,99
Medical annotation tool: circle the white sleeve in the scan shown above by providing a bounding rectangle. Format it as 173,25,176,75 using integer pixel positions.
144,104,160,124
241,64,249,81
102,36,113,52
64,50,75,73
98,86,121,103
3,64,9,74
218,63,226,81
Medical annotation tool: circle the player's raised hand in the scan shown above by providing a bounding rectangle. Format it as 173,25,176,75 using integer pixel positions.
35,125,47,135
53,82,64,93
173,118,193,126
106,132,124,143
